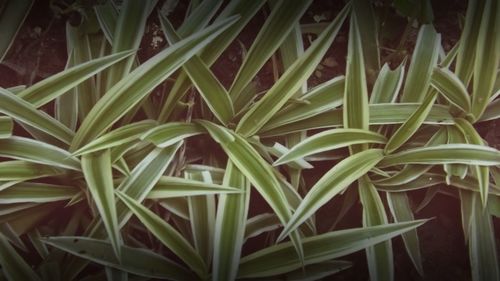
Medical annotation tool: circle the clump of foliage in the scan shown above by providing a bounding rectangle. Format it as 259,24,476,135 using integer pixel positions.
0,0,498,280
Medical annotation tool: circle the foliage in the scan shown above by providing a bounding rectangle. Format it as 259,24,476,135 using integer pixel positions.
0,0,498,280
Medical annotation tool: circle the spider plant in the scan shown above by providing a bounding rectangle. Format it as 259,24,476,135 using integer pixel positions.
0,0,498,281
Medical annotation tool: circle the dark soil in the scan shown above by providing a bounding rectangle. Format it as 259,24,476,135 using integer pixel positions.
0,1,498,281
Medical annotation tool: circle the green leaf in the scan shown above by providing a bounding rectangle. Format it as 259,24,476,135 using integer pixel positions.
431,67,471,112
238,220,427,278
261,103,454,136
386,192,424,276
400,25,441,102
82,150,121,261
0,161,64,181
470,0,500,120
17,50,134,108
212,161,250,281
141,122,204,148
197,120,304,265
94,0,117,43
185,171,216,266
70,16,239,150
159,13,234,125
358,176,393,281
73,120,156,156
468,193,500,281
115,191,208,279
278,149,384,241
66,24,98,121
229,0,313,105
265,76,345,132
115,144,183,226
352,0,380,82
455,118,490,206
42,237,195,280
244,213,280,241
444,125,468,182
146,176,241,199
480,98,500,122
0,233,41,281
157,0,266,121
235,4,350,137
104,0,153,89
0,88,74,144
370,63,405,104
344,8,369,152
0,182,77,204
385,90,437,154
455,0,486,85
379,144,500,167
0,117,13,139
0,137,80,170
0,0,33,61
274,129,386,166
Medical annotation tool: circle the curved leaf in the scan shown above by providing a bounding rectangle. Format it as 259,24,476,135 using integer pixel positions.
238,220,427,278
278,149,384,241
70,16,239,150
73,120,156,156
115,191,208,279
431,67,470,112
0,137,80,170
274,129,386,166
141,122,204,148
82,150,121,261
379,144,500,167
0,88,73,144
42,236,195,280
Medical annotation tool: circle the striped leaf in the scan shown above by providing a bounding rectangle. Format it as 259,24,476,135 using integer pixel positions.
0,183,77,204
197,120,305,265
0,88,74,144
42,237,195,280
0,117,13,139
141,122,204,148
385,90,437,154
468,193,500,281
147,176,241,199
455,118,490,206
370,63,405,104
359,176,393,281
470,0,500,119
278,149,384,241
0,137,80,170
238,220,427,278
267,76,345,131
379,144,500,167
386,192,424,276
401,25,441,102
274,129,387,166
70,16,239,150
0,161,64,181
236,4,350,137
72,120,156,156
0,233,41,281
229,0,313,105
17,51,134,108
82,150,121,261
212,161,250,281
159,13,234,125
431,67,470,113
115,191,208,279
343,10,369,154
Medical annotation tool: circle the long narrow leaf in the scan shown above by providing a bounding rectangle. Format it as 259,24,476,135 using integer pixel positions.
278,149,384,241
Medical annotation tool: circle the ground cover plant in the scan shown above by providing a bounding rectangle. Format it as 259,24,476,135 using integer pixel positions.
0,0,498,280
